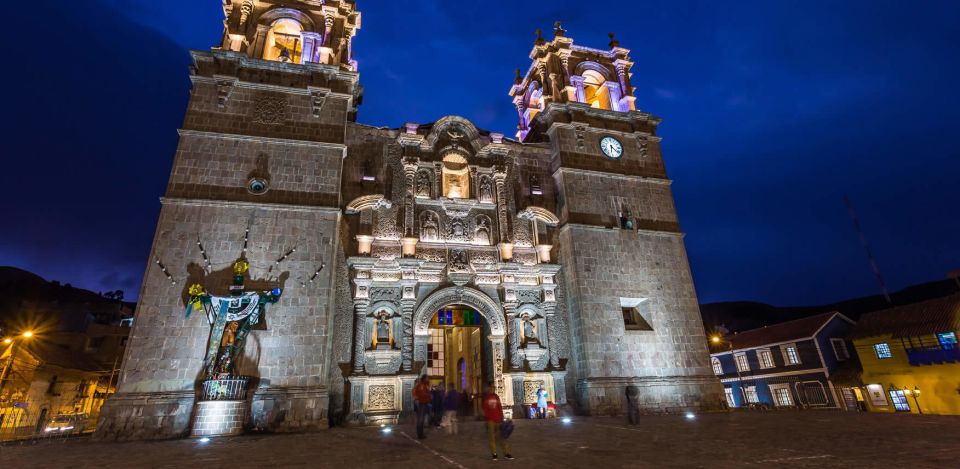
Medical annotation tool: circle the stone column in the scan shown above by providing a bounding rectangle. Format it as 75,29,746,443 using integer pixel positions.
571,75,586,104
251,24,270,60
493,169,511,244
542,300,559,368
504,301,522,370
402,158,418,237
606,82,623,112
490,337,507,400
433,162,443,199
301,32,322,63
352,282,370,374
469,167,478,201
550,371,568,405
400,298,415,372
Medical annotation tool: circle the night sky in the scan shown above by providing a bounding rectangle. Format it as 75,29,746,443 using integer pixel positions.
3,1,959,306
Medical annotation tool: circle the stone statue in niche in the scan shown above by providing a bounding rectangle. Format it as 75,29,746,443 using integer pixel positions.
522,314,538,344
447,178,464,199
475,218,491,245
416,171,431,198
421,212,439,241
375,311,392,349
479,177,494,203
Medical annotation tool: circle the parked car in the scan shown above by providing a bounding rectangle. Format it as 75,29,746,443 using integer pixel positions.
44,413,89,435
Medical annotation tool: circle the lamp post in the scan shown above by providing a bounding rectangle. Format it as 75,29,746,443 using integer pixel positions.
0,331,35,395
712,335,746,407
910,386,922,414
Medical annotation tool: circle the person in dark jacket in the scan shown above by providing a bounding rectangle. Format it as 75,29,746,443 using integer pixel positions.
442,383,460,434
431,384,444,426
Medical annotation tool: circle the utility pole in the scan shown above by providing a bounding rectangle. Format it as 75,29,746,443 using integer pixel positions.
843,196,892,304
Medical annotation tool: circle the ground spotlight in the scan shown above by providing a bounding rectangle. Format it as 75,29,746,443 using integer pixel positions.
685,412,696,420
198,437,211,443
382,426,392,434
561,417,572,424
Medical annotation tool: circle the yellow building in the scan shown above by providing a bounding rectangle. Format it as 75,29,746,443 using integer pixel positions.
851,294,960,415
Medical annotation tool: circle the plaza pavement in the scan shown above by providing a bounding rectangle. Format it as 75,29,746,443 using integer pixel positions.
1,411,958,468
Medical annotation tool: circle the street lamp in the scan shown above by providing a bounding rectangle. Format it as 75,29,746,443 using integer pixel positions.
711,335,746,407
911,386,922,414
0,331,36,394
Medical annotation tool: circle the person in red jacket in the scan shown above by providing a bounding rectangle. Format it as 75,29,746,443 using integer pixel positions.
412,375,432,439
481,382,513,460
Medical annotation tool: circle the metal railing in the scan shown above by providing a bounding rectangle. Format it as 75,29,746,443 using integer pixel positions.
198,376,252,402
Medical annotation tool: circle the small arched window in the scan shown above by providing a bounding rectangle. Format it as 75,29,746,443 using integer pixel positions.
582,70,611,110
712,357,723,375
263,19,304,63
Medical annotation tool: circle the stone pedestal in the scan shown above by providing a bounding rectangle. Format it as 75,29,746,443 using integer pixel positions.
93,391,195,441
191,400,246,437
249,385,330,432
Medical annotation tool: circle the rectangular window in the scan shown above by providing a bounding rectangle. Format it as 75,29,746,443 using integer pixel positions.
771,385,794,407
724,388,736,408
734,353,750,372
874,343,892,359
621,304,653,331
712,358,723,375
937,332,958,350
744,386,759,404
831,338,850,361
427,329,445,378
781,344,801,365
757,349,775,369
889,390,911,411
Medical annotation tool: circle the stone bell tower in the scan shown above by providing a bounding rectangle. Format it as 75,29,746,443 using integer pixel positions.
95,0,362,439
510,23,724,414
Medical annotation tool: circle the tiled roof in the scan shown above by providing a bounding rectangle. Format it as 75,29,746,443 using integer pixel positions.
850,294,960,340
717,312,844,351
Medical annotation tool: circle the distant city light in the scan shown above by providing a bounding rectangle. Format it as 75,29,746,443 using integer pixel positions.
22,331,33,338
685,412,696,420
562,417,572,424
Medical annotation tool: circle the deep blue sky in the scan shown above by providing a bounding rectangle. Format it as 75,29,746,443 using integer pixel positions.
2,1,958,306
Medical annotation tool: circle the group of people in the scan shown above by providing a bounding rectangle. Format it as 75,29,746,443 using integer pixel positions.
412,376,514,460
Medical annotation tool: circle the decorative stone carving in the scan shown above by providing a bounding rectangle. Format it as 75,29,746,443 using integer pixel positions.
369,288,400,302
523,380,546,405
415,170,432,198
522,314,538,342
363,350,403,376
311,89,328,118
416,248,445,263
216,78,237,108
367,384,396,411
517,289,542,306
636,135,648,157
252,94,287,125
420,211,440,242
449,249,469,273
449,218,466,238
470,252,497,265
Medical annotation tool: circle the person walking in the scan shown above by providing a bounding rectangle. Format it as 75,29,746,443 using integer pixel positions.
536,385,549,419
625,384,640,425
431,384,444,426
412,375,432,439
442,383,460,434
482,383,513,460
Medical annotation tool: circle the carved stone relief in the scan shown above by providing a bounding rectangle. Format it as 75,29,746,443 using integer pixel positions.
523,380,546,404
366,384,396,411
474,216,492,245
415,170,432,198
252,94,287,124
420,211,441,242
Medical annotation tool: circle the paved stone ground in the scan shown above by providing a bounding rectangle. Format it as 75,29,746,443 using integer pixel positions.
1,412,958,468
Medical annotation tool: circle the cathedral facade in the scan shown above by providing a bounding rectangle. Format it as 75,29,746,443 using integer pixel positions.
95,0,722,440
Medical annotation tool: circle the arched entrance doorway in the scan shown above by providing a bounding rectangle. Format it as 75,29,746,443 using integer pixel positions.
413,287,508,402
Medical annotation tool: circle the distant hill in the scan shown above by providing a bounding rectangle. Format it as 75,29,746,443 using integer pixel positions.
0,266,133,335
701,278,960,334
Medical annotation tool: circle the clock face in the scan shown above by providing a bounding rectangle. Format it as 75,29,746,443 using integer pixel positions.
599,136,624,159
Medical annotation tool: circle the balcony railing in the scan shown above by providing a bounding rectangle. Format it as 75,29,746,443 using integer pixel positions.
906,347,960,366
198,376,252,401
